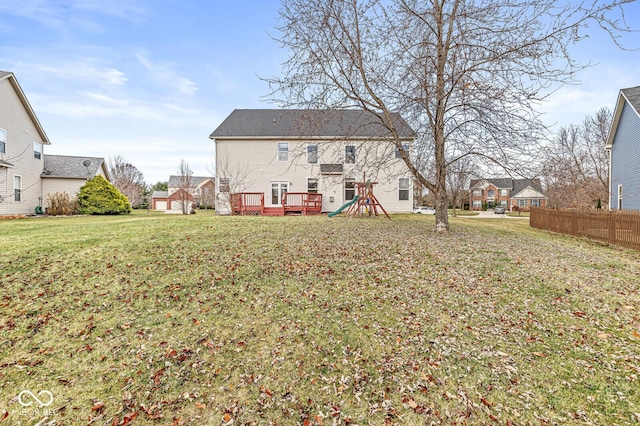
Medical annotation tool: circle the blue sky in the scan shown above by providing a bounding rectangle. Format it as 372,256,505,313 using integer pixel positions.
1,0,639,184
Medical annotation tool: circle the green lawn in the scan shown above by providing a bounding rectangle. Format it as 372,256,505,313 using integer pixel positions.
1,212,639,425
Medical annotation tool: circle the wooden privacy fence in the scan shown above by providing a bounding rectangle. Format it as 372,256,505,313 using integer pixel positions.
530,207,640,250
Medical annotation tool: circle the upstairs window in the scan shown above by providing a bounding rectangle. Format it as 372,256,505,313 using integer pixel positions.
345,145,356,164
473,189,482,197
278,142,289,162
500,189,508,196
307,144,318,164
33,142,42,159
0,128,5,154
487,190,495,198
394,143,410,158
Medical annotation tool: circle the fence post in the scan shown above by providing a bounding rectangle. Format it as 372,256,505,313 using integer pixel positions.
608,213,616,245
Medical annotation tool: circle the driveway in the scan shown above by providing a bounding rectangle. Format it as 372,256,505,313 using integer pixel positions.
459,211,528,219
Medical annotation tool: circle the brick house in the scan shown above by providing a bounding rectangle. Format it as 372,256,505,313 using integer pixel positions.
469,178,547,211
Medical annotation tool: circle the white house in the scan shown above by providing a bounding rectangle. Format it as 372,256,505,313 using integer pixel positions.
0,71,50,215
209,109,416,215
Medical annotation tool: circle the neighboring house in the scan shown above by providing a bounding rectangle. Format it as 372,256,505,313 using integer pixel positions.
151,190,169,210
469,178,547,211
209,109,416,215
152,176,215,211
0,70,50,215
41,155,110,209
606,85,640,210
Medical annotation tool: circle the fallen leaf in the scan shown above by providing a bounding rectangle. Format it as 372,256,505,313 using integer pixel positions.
195,403,206,409
223,413,231,422
92,402,105,412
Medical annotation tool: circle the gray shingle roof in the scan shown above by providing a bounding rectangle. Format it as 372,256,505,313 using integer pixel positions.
168,175,212,187
621,86,640,112
209,109,416,139
152,191,168,199
41,155,106,178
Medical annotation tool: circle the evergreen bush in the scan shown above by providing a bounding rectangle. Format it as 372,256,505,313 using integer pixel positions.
78,176,132,215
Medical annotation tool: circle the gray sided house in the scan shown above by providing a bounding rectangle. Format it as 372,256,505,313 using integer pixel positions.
607,86,640,210
41,155,110,208
210,109,416,214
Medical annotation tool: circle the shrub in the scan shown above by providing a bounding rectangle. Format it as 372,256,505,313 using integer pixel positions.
47,192,79,216
78,176,132,215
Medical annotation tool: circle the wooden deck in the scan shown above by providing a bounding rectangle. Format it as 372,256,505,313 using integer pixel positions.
231,192,322,216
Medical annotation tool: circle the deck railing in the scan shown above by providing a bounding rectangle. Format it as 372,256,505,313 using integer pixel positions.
231,192,322,216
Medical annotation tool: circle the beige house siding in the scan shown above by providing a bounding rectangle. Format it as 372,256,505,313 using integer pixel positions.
0,77,48,215
41,161,109,208
216,138,413,213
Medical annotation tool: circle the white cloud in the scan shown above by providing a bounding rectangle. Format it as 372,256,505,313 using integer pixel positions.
135,53,198,96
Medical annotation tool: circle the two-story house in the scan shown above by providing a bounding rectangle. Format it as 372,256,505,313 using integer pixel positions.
469,178,547,211
606,85,640,210
0,71,50,215
1,71,110,215
209,109,416,215
151,175,215,211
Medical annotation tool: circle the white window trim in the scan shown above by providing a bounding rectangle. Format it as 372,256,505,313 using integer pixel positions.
278,142,289,162
344,177,356,201
345,145,356,164
307,144,318,164
618,184,623,210
398,177,410,201
0,128,6,154
33,142,42,160
14,174,22,202
219,177,230,193
307,177,318,193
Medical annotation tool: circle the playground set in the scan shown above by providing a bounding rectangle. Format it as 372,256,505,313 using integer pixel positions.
328,176,390,219
229,174,390,218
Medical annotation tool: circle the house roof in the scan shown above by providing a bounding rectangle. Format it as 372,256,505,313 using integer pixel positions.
209,109,416,140
470,178,544,197
152,190,168,199
607,85,640,147
168,175,213,187
41,155,107,179
0,70,50,144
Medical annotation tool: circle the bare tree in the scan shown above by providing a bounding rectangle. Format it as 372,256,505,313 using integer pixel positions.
542,107,611,208
211,148,255,214
108,156,146,208
174,159,195,215
268,0,634,232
